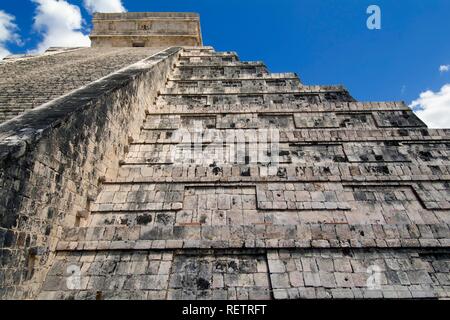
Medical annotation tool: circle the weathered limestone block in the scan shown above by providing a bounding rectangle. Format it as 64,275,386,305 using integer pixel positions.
267,249,449,299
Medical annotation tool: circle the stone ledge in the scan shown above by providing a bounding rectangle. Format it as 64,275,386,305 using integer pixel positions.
56,239,450,252
160,87,348,95
58,222,450,250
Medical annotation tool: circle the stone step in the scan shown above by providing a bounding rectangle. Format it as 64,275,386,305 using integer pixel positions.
146,109,424,132
168,72,298,82
112,163,450,184
180,51,238,58
179,53,239,65
181,46,215,53
135,128,450,145
90,179,450,220
174,61,266,68
142,111,423,130
171,64,269,79
85,201,450,231
148,101,411,114
155,92,354,108
165,78,302,93
169,73,298,81
161,85,347,95
37,248,450,300
57,223,450,251
56,238,450,252
85,207,346,229
121,141,450,167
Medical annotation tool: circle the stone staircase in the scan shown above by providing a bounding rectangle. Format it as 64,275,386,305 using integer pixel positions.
37,47,450,300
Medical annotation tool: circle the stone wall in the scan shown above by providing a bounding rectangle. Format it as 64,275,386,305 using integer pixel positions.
0,47,181,299
35,47,450,300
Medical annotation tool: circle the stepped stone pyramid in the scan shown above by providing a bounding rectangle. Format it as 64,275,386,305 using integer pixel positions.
0,13,449,300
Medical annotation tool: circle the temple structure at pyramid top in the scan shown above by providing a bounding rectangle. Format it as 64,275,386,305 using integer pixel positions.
90,12,203,48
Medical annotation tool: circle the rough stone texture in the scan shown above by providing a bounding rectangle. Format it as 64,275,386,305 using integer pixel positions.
0,47,164,123
1,14,449,299
268,249,449,299
90,12,202,48
32,46,450,300
0,46,180,299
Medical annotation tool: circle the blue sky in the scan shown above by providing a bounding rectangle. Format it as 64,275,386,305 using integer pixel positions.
1,0,450,127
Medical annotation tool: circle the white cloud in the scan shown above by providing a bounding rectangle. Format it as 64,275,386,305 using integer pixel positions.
440,65,450,73
31,0,90,53
410,84,450,128
83,0,126,14
0,47,10,60
0,10,20,60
